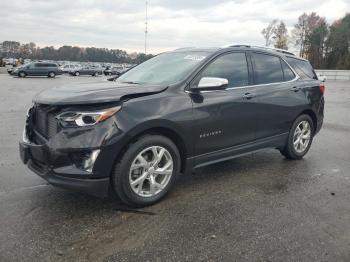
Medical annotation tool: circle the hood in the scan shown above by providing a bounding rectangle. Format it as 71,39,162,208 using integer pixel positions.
33,81,167,105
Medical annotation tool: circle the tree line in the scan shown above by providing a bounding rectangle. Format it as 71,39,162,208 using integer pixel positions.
0,41,154,64
261,13,350,69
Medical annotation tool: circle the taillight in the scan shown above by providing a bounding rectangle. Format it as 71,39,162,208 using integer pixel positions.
319,83,325,94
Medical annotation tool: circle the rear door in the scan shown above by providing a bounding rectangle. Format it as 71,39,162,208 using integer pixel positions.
190,52,258,158
35,63,48,76
251,52,305,139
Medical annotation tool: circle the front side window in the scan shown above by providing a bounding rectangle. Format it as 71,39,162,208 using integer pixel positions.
252,53,284,84
117,51,211,85
197,52,249,88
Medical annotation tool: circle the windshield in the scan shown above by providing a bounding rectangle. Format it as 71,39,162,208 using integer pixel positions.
117,51,210,85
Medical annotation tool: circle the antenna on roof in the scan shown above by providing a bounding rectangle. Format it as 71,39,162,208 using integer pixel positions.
144,1,148,55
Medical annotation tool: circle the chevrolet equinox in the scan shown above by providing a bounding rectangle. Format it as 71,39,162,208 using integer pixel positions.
19,45,325,206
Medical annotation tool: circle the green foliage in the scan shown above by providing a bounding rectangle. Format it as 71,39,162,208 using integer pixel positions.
325,14,350,69
263,12,350,69
0,42,154,64
274,21,288,50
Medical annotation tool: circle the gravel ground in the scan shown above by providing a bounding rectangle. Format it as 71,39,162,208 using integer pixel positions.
0,73,349,262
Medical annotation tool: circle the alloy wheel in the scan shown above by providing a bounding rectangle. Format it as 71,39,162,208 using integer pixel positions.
129,146,173,197
293,120,311,153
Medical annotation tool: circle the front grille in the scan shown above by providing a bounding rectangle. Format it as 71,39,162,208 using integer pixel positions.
27,105,60,141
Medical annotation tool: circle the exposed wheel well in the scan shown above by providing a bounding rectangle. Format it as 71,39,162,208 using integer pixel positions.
299,109,317,132
116,127,188,174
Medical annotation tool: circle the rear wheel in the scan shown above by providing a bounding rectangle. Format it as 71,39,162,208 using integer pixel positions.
48,71,56,78
112,135,180,207
280,114,314,160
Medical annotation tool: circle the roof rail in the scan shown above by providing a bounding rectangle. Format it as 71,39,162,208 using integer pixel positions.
222,44,295,56
173,47,196,51
222,44,251,48
251,46,295,56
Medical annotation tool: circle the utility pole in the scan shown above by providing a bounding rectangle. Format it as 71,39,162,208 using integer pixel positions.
144,1,148,55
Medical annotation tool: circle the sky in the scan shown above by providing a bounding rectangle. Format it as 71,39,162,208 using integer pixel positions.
0,0,349,54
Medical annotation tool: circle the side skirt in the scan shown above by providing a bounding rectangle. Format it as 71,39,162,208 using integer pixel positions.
185,133,288,172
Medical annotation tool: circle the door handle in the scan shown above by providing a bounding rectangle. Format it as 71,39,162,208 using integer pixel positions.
291,86,301,92
243,92,254,100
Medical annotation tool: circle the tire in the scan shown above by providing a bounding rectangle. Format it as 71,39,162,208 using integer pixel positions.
280,114,314,160
112,135,181,207
93,72,98,77
48,71,56,78
74,71,80,76
18,71,26,78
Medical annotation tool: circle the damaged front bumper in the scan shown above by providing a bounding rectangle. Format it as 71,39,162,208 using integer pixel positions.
19,104,125,198
19,141,110,197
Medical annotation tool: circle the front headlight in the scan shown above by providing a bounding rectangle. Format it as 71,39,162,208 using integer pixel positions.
56,106,121,127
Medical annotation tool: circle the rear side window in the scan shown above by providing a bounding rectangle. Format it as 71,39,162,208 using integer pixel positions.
285,57,317,80
252,53,284,84
281,60,295,81
198,52,249,88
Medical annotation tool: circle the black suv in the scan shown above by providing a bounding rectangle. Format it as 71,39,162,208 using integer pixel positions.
19,45,324,206
12,62,62,78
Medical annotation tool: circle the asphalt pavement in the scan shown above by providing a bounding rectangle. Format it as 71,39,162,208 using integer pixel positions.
0,73,349,261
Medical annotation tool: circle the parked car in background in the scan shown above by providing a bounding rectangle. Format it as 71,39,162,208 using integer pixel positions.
20,45,324,207
60,64,80,73
107,65,137,81
317,73,327,82
6,66,16,75
11,62,62,78
69,67,103,76
103,65,124,76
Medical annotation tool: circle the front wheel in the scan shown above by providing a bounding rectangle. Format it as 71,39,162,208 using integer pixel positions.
74,71,80,76
18,71,26,78
112,135,180,207
280,114,314,160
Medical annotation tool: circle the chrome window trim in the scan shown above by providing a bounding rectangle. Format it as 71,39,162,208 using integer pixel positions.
186,55,300,94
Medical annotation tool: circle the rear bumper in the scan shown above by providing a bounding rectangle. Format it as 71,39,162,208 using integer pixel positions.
19,141,110,198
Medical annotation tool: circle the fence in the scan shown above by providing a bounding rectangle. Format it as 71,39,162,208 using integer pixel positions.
315,70,350,81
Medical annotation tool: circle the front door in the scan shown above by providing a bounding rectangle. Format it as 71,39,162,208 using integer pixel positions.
189,52,258,160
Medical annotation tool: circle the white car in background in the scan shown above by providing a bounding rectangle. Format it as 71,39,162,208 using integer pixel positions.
60,64,80,73
317,73,327,82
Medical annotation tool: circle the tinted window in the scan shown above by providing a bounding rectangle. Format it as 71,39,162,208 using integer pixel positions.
48,63,57,67
285,57,317,80
281,60,295,81
36,63,47,67
198,52,249,87
252,53,284,84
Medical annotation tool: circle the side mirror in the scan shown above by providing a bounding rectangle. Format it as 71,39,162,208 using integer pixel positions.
193,77,228,91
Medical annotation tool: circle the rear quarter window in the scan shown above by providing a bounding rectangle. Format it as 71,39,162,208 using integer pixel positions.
285,57,317,80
